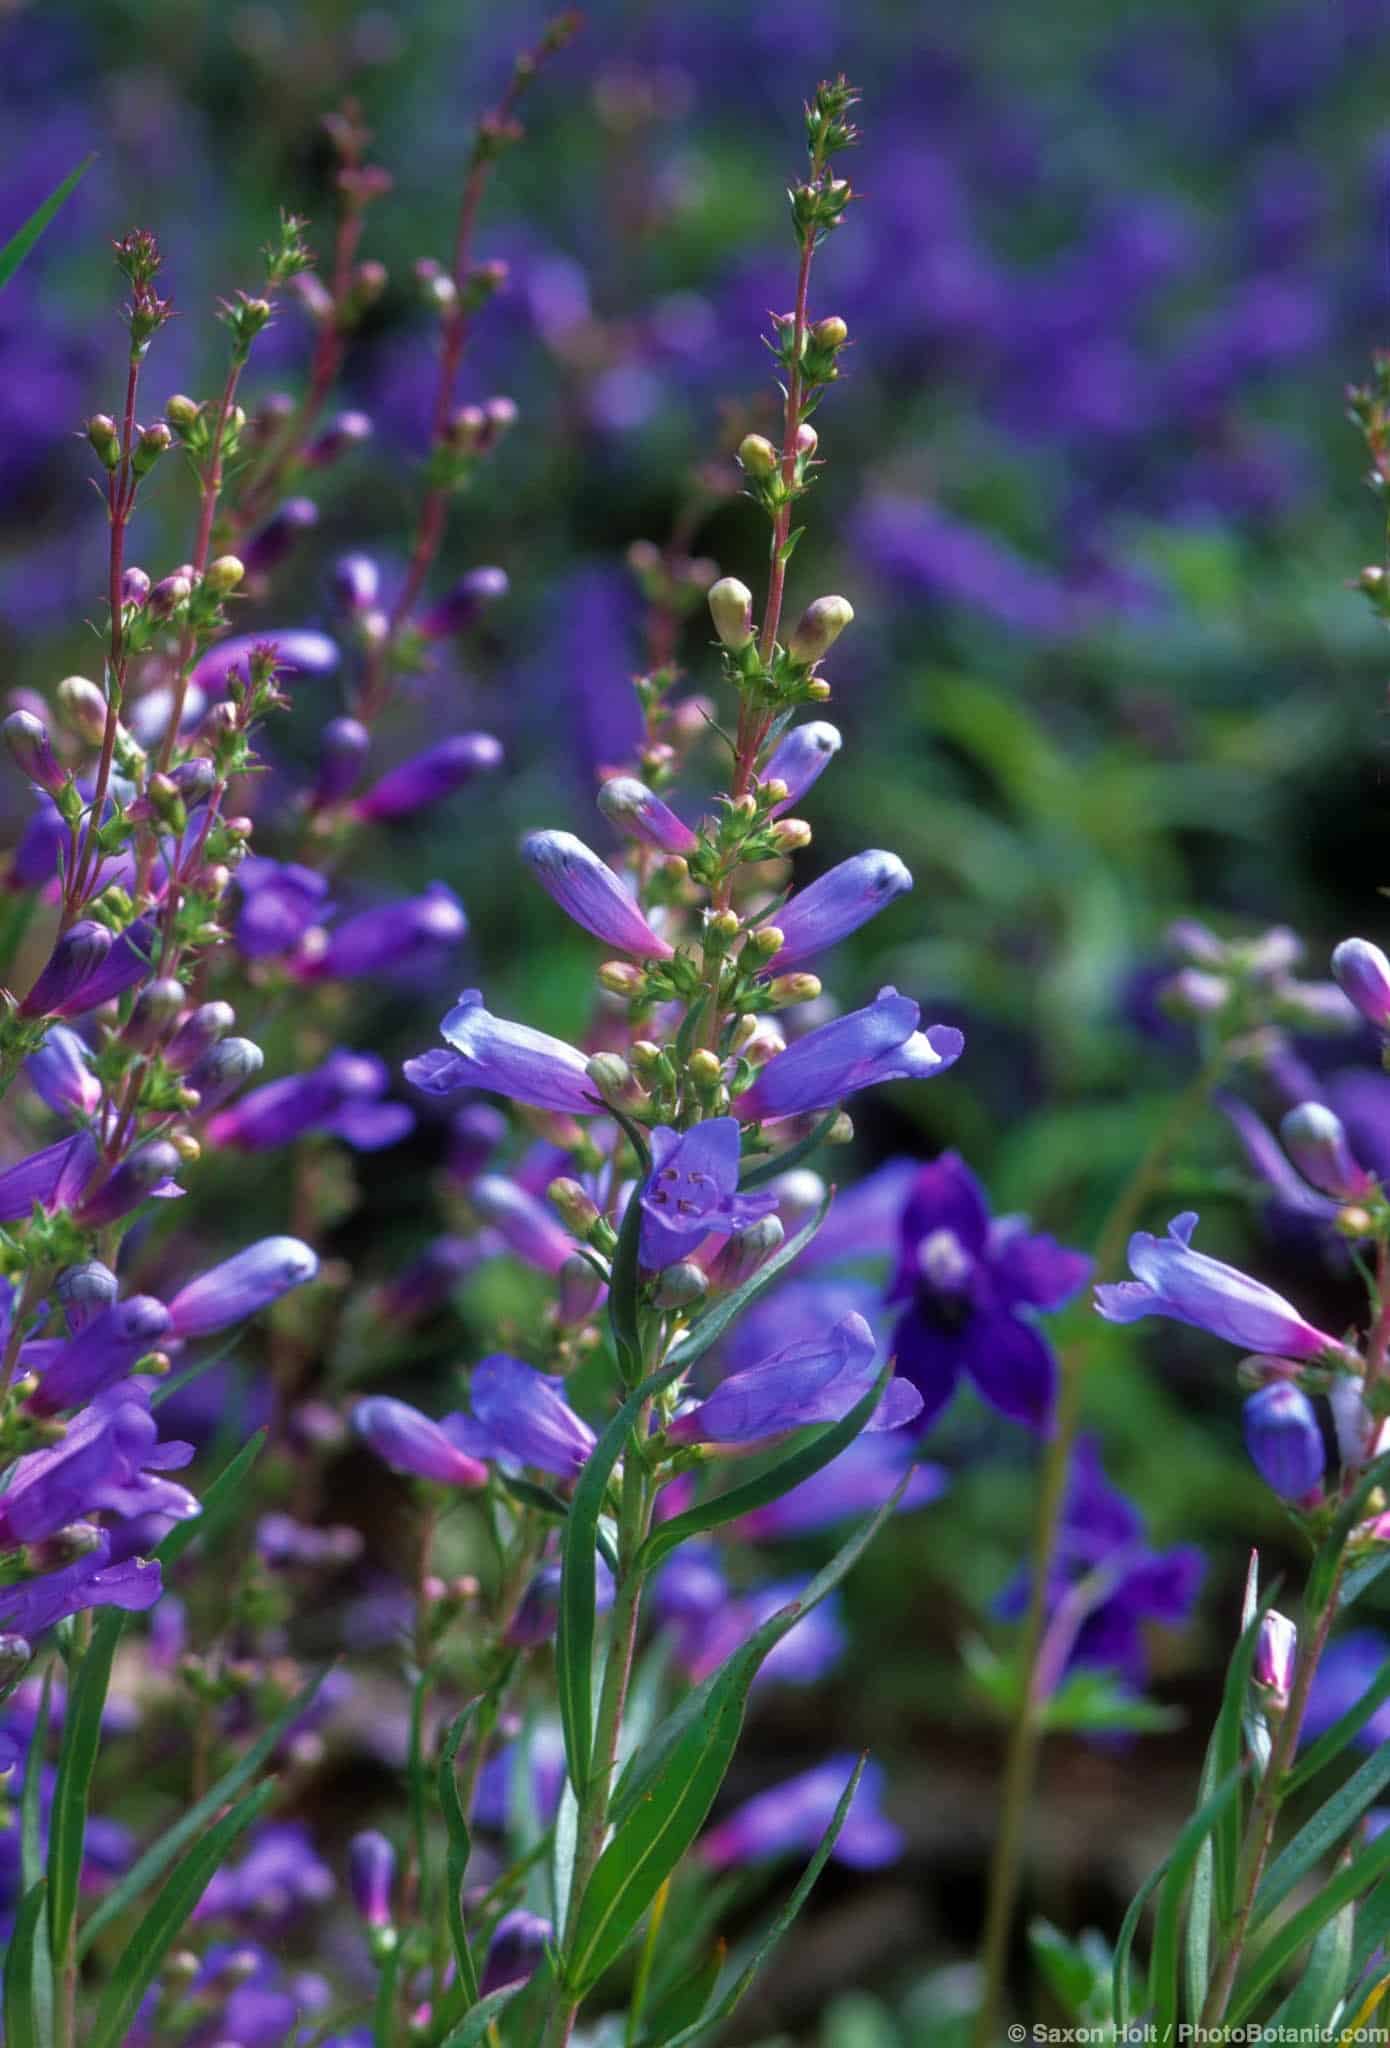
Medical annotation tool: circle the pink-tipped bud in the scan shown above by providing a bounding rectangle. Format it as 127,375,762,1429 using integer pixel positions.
708,576,754,650
737,433,779,478
1254,1611,1297,1707
788,594,853,663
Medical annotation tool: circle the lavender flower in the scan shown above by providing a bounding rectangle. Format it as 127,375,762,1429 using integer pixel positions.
166,1238,319,1338
738,988,964,1122
354,1398,488,1490
1243,1383,1326,1499
299,884,466,980
466,1355,595,1479
469,1176,574,1274
638,1118,776,1269
761,851,913,969
668,1311,921,1445
1094,1212,1347,1359
522,829,674,959
762,721,842,810
207,1051,411,1152
1332,938,1390,1030
234,859,330,960
24,1295,172,1415
352,734,503,821
406,991,594,1114
596,776,698,855
480,1909,555,1995
0,1385,196,1546
25,1026,101,1119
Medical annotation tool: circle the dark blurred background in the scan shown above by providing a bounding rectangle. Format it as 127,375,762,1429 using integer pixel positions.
7,0,1390,2035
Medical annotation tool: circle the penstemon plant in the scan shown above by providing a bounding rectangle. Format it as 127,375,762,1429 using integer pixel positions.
0,57,981,2048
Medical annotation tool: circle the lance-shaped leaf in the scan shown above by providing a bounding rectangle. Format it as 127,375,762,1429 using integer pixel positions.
438,1703,483,2006
0,158,92,293
1287,1647,1390,1793
737,1109,840,1191
1148,1769,1244,2038
4,1879,50,2048
46,1612,121,1974
1252,1741,1390,1926
1225,1822,1390,2028
436,1986,525,2046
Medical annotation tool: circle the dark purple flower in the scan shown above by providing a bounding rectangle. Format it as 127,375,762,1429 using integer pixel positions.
465,1355,595,1480
0,1536,161,1639
24,1295,172,1415
234,859,330,960
762,852,913,970
354,1398,488,1490
71,1142,181,1230
312,717,370,808
1095,1212,1346,1359
25,1026,100,1119
889,1153,1089,1434
407,990,594,1115
480,1908,553,1995
348,1832,395,1928
352,734,504,822
522,830,673,960
700,1756,903,1871
638,1118,775,1270
18,921,112,1019
166,1238,319,1339
738,987,963,1122
59,917,159,1014
0,1131,98,1222
207,1051,411,1153
669,1311,920,1446
299,885,466,981
1243,1383,1326,1500
416,565,510,639
1303,1631,1390,1750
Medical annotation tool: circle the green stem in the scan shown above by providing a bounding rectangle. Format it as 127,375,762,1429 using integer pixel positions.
972,1057,1223,2047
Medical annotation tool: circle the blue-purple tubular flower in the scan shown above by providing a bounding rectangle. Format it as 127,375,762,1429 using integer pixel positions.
522,829,674,959
889,1152,1089,1435
1243,1382,1326,1499
166,1238,319,1339
739,987,964,1122
739,1434,946,1537
1095,1212,1345,1359
235,859,330,960
24,1295,171,1414
595,776,698,855
192,630,339,696
353,734,504,822
25,1026,101,1119
0,1540,162,1639
678,1576,846,1687
407,990,595,1115
761,721,842,811
354,1397,488,1490
1303,1631,1390,1751
58,917,159,1015
348,1832,395,1928
668,1311,921,1445
313,717,370,808
72,1141,181,1229
469,1177,574,1275
480,1909,554,1997
0,1132,98,1223
300,885,466,980
207,1051,410,1152
761,851,913,969
18,921,112,1018
1332,938,1390,1031
0,1384,196,1547
466,1355,595,1479
700,1756,903,1870
638,1118,776,1269
416,565,510,639
506,1558,614,1647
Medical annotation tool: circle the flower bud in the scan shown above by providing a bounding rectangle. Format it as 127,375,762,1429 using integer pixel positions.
596,777,698,856
687,1049,723,1087
1254,1611,1297,1707
121,977,186,1051
767,973,823,1008
86,415,121,469
2,710,65,795
556,1253,604,1323
771,818,812,853
653,1261,709,1310
0,1636,32,1690
19,922,113,1019
598,961,646,997
121,567,151,606
1279,1103,1364,1199
149,573,192,618
312,716,370,808
183,1037,264,1114
585,1052,632,1098
55,675,110,747
332,552,380,615
788,595,853,663
132,421,172,476
164,394,200,432
810,316,848,350
1333,938,1390,1031
708,576,755,651
349,1831,396,1928
416,564,509,640
709,1213,785,1290
737,433,779,478
164,1001,235,1073
54,1260,119,1332
204,555,245,595
73,1140,181,1227
304,410,373,468
480,1909,553,1998
1243,1383,1325,1501
549,1178,600,1238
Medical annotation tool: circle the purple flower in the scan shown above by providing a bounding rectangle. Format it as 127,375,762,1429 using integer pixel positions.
354,1398,488,1490
638,1119,776,1269
469,1176,574,1274
417,565,510,639
406,990,594,1115
739,1434,946,1537
376,1236,485,1322
0,1131,98,1222
312,717,370,808
58,917,159,1015
300,885,466,981
1095,1212,1345,1359
1332,938,1390,1031
192,630,339,696
352,734,504,822
762,852,913,969
18,921,112,1019
1243,1383,1326,1500
71,1141,181,1229
465,1355,595,1480
700,1756,903,1871
506,1558,614,1647
0,1384,196,1547
596,777,698,855
196,1822,334,1925
207,1051,411,1152
348,1832,395,1928
166,1238,319,1339
999,1436,1204,1699
24,1295,172,1415
668,1312,921,1446
25,1026,101,1119
521,830,673,959
762,721,842,811
234,859,330,960
1303,1632,1390,1751
0,1537,161,1640
678,1576,846,1688
738,988,963,1123
480,1908,554,1996
889,1153,1089,1435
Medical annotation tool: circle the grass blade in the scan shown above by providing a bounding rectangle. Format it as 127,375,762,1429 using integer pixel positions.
0,159,93,293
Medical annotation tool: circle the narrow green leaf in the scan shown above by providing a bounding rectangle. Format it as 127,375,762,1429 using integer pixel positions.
611,1476,906,1833
656,1758,867,2047
0,158,93,292
1112,1859,1169,2028
1148,1770,1244,2037
557,1357,687,1798
1029,1919,1105,2020
607,1133,647,1382
438,1704,482,2006
1348,1877,1390,1987
1267,1878,1354,2032
1338,1551,1390,1609
638,1943,727,2046
1225,1818,1390,2027
372,1937,402,2048
4,1879,50,2048
1287,1650,1390,1793
1204,1579,1281,1923
79,1668,326,1956
1253,1740,1390,1925
19,1665,53,1894
86,1779,278,2048
665,1190,832,1373
436,1985,523,2045
155,1429,266,1564
637,1363,892,1571
737,1109,840,1190
46,1612,121,1972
